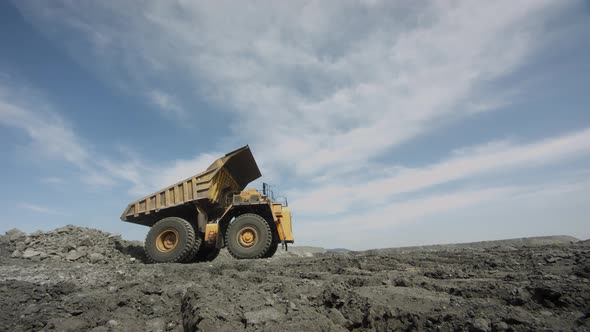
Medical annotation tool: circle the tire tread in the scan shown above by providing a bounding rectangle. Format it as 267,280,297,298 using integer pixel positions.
144,217,196,264
225,213,273,259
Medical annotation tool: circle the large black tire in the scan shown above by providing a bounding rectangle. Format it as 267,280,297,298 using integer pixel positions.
181,223,204,263
225,213,273,259
192,246,221,262
144,217,197,263
181,233,203,263
262,242,279,258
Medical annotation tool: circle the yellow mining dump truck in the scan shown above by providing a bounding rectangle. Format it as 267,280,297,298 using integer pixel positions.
120,146,294,263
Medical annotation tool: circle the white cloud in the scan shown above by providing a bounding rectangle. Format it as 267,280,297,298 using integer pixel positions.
0,83,90,168
148,89,187,119
291,127,590,215
40,177,65,184
99,151,221,197
294,185,517,249
0,78,214,195
299,186,515,229
14,0,566,183
363,177,590,231
151,153,221,189
295,176,590,249
511,175,590,199
19,202,66,216
0,78,126,189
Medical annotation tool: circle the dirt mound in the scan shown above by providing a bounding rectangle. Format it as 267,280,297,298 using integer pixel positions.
1,226,144,264
361,235,581,255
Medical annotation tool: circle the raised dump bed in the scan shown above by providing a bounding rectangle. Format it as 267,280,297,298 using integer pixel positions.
120,145,294,263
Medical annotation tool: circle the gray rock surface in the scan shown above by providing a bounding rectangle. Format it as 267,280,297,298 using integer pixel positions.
1,226,589,331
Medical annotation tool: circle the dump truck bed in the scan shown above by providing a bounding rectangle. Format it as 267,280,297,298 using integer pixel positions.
121,146,261,223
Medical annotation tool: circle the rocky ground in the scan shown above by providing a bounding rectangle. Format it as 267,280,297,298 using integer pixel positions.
0,226,589,331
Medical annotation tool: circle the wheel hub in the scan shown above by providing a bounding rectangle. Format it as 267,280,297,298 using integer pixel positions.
156,228,179,253
237,226,258,248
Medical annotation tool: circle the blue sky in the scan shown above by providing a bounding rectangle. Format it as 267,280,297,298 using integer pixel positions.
0,1,589,250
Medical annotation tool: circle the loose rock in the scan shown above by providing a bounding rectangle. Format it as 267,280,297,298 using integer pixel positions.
471,318,491,332
22,249,43,258
244,307,283,325
66,250,85,261
327,308,349,327
6,228,26,242
89,253,105,263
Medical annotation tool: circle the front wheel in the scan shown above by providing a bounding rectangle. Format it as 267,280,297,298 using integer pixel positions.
225,213,273,259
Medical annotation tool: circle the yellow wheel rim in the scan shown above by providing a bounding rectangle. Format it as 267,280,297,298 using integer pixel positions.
237,226,258,248
155,228,179,253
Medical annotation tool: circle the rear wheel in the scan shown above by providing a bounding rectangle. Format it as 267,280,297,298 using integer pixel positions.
225,213,272,259
262,242,279,258
182,223,204,263
145,217,197,263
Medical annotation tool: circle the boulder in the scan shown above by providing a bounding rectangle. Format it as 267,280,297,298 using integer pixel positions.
66,250,85,261
470,318,491,332
493,322,509,331
15,242,25,251
64,244,77,252
80,238,93,247
89,253,105,263
327,308,349,327
6,229,26,242
55,226,71,234
244,307,282,325
393,277,411,287
22,249,43,259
